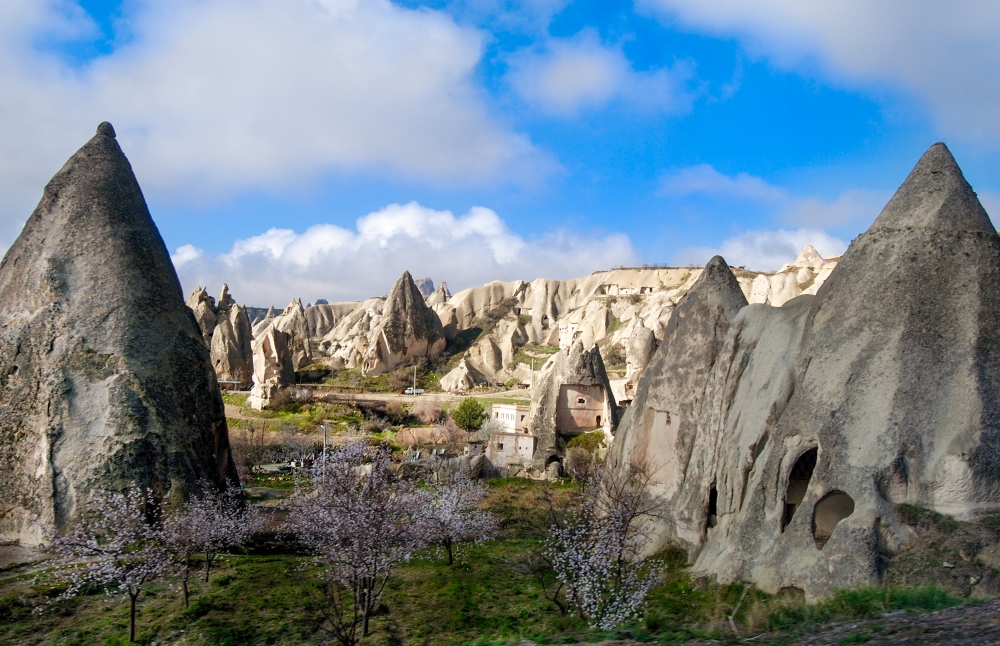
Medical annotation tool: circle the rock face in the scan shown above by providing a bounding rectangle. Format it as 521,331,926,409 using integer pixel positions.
248,326,295,410
526,341,619,475
608,256,747,548
187,284,253,388
361,271,446,376
210,285,254,387
0,123,237,545
611,143,1000,599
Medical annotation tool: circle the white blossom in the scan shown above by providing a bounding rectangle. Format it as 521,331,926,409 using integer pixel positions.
48,488,170,643
419,477,497,565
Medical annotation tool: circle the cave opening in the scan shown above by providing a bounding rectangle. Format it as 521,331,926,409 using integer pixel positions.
813,491,855,549
782,447,817,532
707,485,718,529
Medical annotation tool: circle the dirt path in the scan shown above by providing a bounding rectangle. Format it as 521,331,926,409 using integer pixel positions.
788,597,1000,645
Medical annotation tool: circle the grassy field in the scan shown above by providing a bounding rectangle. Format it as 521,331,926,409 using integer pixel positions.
0,479,979,645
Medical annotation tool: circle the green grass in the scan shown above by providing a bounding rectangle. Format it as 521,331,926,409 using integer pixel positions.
0,480,973,646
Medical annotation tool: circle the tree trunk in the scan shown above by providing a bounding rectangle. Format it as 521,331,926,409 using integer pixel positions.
205,555,212,582
129,591,138,643
183,577,189,609
445,538,453,566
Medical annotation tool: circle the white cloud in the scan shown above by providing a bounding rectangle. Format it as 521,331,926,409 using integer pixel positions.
0,0,556,246
672,228,848,271
658,164,786,202
640,0,1000,144
658,164,888,228
172,201,640,306
505,29,696,116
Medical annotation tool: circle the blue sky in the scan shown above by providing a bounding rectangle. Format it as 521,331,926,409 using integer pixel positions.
2,0,999,305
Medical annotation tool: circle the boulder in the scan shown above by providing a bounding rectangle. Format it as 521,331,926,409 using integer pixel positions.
361,271,446,376
0,123,237,545
248,326,295,410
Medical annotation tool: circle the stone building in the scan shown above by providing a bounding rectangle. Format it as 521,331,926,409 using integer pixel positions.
490,403,530,433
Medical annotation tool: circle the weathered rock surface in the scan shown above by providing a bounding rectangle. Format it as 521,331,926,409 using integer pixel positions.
612,143,1000,599
186,284,253,387
360,271,446,376
248,325,294,410
527,341,618,474
608,256,748,548
0,123,237,545
210,285,253,387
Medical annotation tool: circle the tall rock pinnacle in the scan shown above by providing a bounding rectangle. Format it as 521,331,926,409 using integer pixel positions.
0,123,238,545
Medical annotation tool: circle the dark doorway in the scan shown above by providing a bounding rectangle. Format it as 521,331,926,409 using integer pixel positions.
782,448,817,531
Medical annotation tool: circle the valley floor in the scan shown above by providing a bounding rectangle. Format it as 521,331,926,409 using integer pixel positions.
2,480,997,646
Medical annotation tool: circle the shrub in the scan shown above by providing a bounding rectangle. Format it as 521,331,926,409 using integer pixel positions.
413,400,445,425
452,398,486,431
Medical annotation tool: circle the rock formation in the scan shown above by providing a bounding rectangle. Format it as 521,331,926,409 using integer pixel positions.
425,282,451,307
413,277,435,299
608,255,748,546
210,285,254,387
439,358,488,393
526,341,619,476
187,286,218,338
0,123,237,545
186,284,253,388
360,271,446,376
248,326,295,410
610,143,1000,599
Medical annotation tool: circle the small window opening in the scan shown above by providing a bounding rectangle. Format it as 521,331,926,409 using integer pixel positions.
782,448,817,532
497,442,504,451
707,485,718,529
813,491,855,549
596,415,602,426
577,398,586,404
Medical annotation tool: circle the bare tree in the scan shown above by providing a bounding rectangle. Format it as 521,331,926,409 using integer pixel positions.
542,461,665,630
48,488,169,643
284,442,427,646
420,477,497,565
230,423,271,481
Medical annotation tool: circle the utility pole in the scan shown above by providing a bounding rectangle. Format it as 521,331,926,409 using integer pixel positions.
321,424,327,462
413,364,417,395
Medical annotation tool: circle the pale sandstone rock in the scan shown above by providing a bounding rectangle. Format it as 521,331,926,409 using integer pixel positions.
439,358,487,392
360,271,446,376
0,123,237,545
248,326,294,410
526,341,619,475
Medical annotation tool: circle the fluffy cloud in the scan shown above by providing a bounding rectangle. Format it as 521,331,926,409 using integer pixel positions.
659,164,888,228
640,0,1000,143
172,202,640,306
672,228,847,272
0,0,555,246
505,30,696,116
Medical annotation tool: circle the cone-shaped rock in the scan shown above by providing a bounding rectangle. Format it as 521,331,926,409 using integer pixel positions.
618,143,1000,599
527,341,619,475
608,255,748,547
0,124,237,545
361,271,445,376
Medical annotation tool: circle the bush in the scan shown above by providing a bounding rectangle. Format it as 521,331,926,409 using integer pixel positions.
566,431,606,453
452,398,486,431
413,400,445,425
